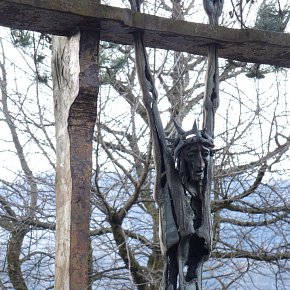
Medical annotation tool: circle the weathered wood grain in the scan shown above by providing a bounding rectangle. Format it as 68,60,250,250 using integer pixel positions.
1,0,290,67
52,30,100,289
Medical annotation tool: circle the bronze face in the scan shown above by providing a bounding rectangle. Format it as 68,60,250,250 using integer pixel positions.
183,141,210,181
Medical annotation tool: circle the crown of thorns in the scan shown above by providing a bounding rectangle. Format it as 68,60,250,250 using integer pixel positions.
167,119,215,158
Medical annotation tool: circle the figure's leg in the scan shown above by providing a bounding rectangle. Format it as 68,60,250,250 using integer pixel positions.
178,237,190,288
185,234,209,283
167,244,179,289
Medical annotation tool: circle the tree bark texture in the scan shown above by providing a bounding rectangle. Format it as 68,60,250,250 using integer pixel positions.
7,229,28,290
52,30,99,290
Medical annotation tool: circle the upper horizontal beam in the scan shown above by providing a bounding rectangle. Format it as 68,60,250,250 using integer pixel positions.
1,0,290,67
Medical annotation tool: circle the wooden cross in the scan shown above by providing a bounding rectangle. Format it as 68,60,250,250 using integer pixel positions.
1,1,290,289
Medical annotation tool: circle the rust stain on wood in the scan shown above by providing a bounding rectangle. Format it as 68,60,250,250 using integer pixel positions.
52,30,100,289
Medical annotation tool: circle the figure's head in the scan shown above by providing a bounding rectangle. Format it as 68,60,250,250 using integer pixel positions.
169,120,214,183
178,139,210,181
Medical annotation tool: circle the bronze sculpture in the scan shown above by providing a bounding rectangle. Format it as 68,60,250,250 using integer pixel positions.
158,121,214,289
131,1,219,288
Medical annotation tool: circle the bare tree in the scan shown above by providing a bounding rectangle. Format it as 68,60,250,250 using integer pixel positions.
89,1,290,289
0,1,289,289
0,31,55,289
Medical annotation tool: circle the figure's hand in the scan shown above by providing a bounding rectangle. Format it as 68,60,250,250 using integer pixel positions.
203,0,224,25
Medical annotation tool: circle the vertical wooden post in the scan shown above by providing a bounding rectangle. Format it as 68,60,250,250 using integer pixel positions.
52,29,100,290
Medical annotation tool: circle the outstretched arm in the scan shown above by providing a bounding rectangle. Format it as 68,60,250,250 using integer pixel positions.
133,30,168,203
130,0,168,204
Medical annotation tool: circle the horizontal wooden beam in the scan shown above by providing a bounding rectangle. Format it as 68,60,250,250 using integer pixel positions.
1,0,290,67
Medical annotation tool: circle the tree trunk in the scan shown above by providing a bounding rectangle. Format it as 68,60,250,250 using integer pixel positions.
7,229,28,290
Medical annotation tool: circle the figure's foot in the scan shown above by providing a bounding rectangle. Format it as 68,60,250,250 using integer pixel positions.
185,264,197,283
184,279,199,290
